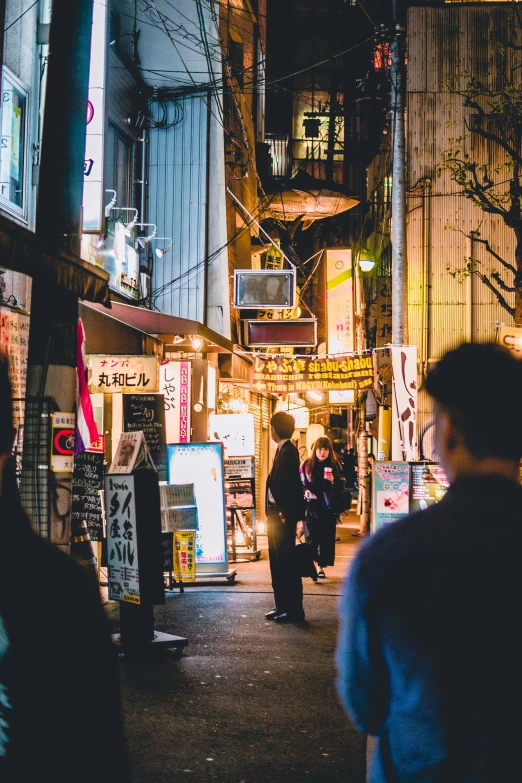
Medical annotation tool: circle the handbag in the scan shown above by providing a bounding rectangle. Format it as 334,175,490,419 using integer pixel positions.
295,529,318,579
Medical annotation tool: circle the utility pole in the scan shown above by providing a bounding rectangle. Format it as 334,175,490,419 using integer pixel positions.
390,0,408,344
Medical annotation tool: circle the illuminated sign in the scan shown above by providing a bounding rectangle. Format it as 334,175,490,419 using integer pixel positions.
89,355,158,393
167,443,228,569
326,249,353,404
160,360,191,443
498,325,522,357
209,413,255,456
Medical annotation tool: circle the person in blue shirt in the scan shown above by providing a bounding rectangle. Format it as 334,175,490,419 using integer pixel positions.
336,343,522,782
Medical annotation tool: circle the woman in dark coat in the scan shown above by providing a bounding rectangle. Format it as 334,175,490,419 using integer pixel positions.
299,436,344,578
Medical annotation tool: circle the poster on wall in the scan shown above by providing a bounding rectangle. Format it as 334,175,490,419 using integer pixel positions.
409,463,449,513
160,360,191,443
167,443,228,569
372,461,410,533
105,474,140,604
174,530,196,582
209,413,255,456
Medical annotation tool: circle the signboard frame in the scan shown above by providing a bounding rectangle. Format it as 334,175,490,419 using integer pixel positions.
234,269,296,309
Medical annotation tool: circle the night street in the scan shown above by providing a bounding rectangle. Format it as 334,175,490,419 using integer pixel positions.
110,519,366,783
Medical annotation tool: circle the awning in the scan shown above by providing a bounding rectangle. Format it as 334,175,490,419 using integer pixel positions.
83,300,233,353
0,215,110,305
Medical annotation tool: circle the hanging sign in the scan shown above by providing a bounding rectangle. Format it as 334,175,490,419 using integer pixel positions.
372,461,410,533
105,475,140,604
89,355,158,393
391,346,418,461
174,530,196,581
50,413,75,472
123,394,167,479
71,451,105,541
251,353,376,394
159,360,191,443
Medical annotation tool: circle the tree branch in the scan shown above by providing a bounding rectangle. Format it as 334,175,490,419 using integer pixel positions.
464,97,522,166
472,235,517,274
478,272,516,316
491,271,516,292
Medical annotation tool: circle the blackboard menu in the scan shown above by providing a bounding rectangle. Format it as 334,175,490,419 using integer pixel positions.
71,451,105,541
123,394,167,480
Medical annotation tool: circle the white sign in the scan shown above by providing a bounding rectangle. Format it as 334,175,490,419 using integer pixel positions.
224,457,255,478
167,443,227,566
0,307,29,438
90,355,158,393
498,325,522,357
391,345,418,462
209,413,255,456
327,249,353,405
329,389,355,405
160,360,191,443
82,0,107,231
105,475,140,604
50,412,75,473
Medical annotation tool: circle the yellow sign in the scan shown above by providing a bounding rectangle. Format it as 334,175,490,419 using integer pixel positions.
174,530,196,582
498,325,522,357
252,353,376,394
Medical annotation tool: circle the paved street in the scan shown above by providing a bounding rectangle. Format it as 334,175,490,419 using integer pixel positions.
107,515,366,783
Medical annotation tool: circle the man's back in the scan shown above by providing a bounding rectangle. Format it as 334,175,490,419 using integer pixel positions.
337,475,522,782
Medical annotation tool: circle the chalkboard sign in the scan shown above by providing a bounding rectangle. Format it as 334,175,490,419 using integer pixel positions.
123,394,167,480
71,451,105,541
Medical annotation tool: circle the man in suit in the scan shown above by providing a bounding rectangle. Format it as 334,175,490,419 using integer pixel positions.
337,343,522,782
265,411,305,623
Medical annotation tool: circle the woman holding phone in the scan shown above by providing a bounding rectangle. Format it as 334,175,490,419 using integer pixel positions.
299,436,345,578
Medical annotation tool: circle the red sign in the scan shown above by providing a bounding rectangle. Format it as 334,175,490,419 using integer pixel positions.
53,428,75,456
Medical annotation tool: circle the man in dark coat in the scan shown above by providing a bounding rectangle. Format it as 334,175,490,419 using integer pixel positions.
0,351,131,782
265,411,306,623
337,343,522,782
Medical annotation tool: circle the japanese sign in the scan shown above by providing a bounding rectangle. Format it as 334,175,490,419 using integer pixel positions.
224,457,255,479
159,360,191,443
0,306,29,440
391,346,418,461
497,325,522,357
209,413,255,456
372,462,410,533
251,353,376,394
376,277,392,346
71,451,104,541
174,530,196,582
160,483,196,508
167,443,228,568
89,355,158,393
105,475,140,603
50,413,75,472
163,507,199,532
409,463,449,513
123,394,167,479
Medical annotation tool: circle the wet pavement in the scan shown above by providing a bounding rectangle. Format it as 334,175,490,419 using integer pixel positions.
107,514,366,783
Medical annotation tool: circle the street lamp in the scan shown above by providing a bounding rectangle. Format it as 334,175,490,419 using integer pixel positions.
359,249,375,272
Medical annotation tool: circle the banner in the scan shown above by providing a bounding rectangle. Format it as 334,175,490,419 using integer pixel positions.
391,346,418,461
251,353,375,394
160,360,191,443
174,530,196,581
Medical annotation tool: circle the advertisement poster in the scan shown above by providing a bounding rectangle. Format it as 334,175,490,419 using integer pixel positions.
105,475,140,604
160,360,191,444
373,462,410,533
50,413,75,472
409,463,449,513
252,352,375,395
209,413,255,456
89,355,158,393
174,530,196,581
167,443,227,567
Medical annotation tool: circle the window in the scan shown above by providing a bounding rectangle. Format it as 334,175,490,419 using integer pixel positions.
0,69,28,214
105,121,133,207
229,36,244,90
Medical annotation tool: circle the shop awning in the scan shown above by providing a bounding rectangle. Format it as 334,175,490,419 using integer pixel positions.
0,215,110,305
83,300,233,353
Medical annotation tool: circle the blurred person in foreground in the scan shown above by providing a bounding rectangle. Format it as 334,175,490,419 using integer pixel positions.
265,411,306,623
336,343,522,782
0,351,130,782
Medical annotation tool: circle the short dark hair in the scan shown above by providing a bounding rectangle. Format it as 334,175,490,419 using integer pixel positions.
270,411,295,440
0,351,14,453
425,343,522,461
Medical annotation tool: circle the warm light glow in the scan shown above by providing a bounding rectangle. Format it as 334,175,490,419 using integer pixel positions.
306,390,324,403
257,521,266,535
359,258,375,272
191,335,204,352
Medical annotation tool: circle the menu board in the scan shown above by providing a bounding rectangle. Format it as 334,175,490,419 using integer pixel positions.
409,463,449,513
71,451,105,541
372,462,410,533
123,394,167,480
105,475,140,604
167,443,227,569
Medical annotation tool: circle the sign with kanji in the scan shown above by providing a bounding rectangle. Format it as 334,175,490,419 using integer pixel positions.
0,306,30,443
173,530,196,582
123,394,167,479
159,360,191,443
251,353,376,394
50,412,75,472
376,277,392,346
71,451,104,541
105,475,140,603
89,355,158,393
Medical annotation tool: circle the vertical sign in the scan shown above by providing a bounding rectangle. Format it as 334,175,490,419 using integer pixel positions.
82,0,107,231
50,413,75,472
71,451,105,541
160,360,191,443
376,277,392,347
105,475,140,603
372,461,410,533
391,346,418,462
326,249,354,404
0,307,30,442
174,530,196,581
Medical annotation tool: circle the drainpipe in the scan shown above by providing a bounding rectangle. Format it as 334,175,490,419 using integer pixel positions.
465,232,475,342
203,88,212,327
420,179,431,374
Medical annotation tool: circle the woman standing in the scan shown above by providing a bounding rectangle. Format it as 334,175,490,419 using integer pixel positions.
300,436,344,578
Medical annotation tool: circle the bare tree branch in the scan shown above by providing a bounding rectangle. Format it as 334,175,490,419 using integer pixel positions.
472,235,517,274
464,97,522,166
478,272,516,316
491,271,517,291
